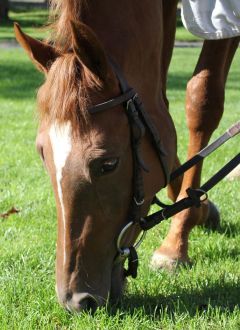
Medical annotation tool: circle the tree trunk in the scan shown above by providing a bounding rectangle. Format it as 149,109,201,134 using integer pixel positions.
0,0,9,20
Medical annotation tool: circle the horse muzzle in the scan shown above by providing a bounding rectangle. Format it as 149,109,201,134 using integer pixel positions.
65,292,99,313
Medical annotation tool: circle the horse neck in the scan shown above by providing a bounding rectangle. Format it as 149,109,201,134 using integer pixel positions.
82,1,176,195
81,0,165,113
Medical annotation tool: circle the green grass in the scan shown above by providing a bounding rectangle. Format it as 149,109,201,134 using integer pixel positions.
0,48,239,329
0,9,49,40
0,9,200,42
175,16,201,42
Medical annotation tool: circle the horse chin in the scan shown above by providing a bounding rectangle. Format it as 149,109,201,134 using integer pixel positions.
110,263,126,304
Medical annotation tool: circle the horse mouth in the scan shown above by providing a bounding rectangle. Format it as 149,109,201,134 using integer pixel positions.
110,262,127,304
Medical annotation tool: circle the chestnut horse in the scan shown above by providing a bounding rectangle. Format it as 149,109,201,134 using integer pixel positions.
14,0,239,312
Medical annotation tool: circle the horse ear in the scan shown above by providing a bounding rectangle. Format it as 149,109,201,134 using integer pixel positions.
70,21,109,81
14,23,59,73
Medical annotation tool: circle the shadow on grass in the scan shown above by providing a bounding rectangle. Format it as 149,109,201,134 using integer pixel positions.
3,18,48,29
2,18,39,28
2,10,48,29
167,72,189,91
0,62,43,100
109,283,240,318
203,220,240,238
167,70,240,92
176,16,184,28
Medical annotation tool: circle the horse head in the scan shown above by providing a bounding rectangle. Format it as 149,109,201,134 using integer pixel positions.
15,21,157,312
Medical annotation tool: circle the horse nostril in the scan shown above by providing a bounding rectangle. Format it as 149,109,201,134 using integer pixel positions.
67,293,98,313
78,295,98,312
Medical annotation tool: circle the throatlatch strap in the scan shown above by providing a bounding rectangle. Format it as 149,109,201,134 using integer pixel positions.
110,59,147,222
133,95,169,186
126,100,145,222
110,58,168,184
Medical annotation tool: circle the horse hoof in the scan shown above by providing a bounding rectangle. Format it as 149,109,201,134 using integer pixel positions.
150,252,190,272
204,200,220,231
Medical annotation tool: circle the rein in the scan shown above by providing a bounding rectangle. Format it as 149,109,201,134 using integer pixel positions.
88,59,240,279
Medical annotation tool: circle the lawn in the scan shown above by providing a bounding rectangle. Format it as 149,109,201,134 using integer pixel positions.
0,9,201,42
0,9,49,40
0,48,239,329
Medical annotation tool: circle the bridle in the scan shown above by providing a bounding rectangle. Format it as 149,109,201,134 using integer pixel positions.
89,59,169,278
88,59,240,279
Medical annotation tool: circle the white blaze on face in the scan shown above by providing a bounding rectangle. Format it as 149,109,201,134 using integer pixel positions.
49,121,72,266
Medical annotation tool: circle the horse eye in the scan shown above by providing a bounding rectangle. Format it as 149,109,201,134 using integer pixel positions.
100,158,119,174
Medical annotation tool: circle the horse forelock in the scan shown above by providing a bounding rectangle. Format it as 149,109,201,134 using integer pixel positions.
37,52,102,135
49,0,88,52
37,1,106,134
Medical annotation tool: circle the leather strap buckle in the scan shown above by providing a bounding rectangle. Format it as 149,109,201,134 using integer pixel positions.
134,196,145,206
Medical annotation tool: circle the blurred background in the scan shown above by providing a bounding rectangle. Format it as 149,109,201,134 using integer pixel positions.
0,0,49,41
1,0,48,19
0,1,197,42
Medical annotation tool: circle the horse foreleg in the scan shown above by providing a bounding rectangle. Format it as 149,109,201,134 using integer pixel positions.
152,37,240,270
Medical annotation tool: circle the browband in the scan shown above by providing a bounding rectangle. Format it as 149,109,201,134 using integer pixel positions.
88,88,136,114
